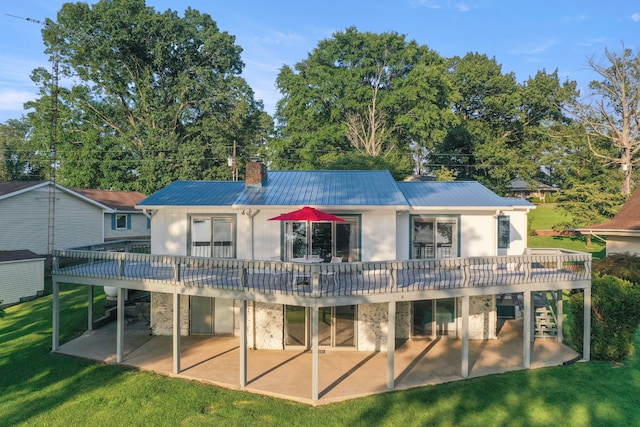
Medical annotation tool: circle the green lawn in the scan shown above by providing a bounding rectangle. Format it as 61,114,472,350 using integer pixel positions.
528,203,572,231
528,203,606,260
1,284,639,426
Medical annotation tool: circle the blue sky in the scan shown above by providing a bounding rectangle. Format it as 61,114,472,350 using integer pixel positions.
1,1,638,122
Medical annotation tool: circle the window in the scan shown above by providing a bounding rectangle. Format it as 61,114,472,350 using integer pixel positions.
497,215,510,249
411,216,459,259
189,215,236,258
283,215,360,262
112,213,130,230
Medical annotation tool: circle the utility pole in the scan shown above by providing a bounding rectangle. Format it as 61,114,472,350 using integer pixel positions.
7,14,59,256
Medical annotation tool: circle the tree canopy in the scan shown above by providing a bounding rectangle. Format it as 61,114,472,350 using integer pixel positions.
32,0,269,194
271,27,456,179
567,45,640,195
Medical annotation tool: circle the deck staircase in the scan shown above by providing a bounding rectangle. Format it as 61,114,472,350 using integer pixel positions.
534,300,558,339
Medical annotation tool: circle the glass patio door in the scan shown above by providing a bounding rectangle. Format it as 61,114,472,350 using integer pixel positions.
413,299,456,337
412,216,458,259
284,217,359,262
285,305,356,348
190,216,235,258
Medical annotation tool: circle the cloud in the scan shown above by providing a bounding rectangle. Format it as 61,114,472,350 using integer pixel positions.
508,40,556,55
412,0,473,11
256,30,305,47
632,13,640,22
0,89,35,111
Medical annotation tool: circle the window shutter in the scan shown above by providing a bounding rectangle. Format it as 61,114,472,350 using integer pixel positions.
147,217,151,229
127,214,132,230
111,214,116,230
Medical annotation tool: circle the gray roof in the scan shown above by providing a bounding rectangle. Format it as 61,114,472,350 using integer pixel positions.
398,181,510,207
139,171,512,209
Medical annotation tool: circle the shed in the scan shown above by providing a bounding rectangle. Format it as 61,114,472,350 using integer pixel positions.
0,250,45,305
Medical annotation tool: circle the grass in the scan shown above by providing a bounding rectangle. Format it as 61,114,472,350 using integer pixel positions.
528,203,572,231
528,203,607,260
1,283,639,426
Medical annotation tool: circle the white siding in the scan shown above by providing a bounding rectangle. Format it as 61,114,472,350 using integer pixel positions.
149,207,529,262
104,212,150,241
606,236,640,256
460,213,497,257
0,187,103,254
503,210,529,256
0,259,45,305
361,210,397,261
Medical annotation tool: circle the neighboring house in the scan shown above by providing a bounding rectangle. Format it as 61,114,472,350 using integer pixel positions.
0,181,149,255
73,189,149,241
578,187,640,256
0,250,45,305
0,181,107,255
508,178,559,202
52,160,592,401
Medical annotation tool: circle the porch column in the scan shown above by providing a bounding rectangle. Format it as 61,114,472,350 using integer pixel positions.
461,295,470,378
117,287,125,363
387,301,396,389
583,287,591,361
239,299,248,388
311,306,319,401
88,285,94,331
52,280,60,352
556,290,563,343
173,290,181,374
523,291,532,368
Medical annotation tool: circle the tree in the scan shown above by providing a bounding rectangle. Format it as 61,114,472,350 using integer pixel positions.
272,27,455,178
0,118,47,181
35,0,268,193
567,45,640,195
434,54,577,193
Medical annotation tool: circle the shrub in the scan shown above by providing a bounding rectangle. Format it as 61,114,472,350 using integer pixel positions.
593,252,640,284
570,274,640,361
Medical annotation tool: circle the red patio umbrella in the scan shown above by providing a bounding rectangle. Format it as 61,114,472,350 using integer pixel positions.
268,206,346,223
269,207,346,260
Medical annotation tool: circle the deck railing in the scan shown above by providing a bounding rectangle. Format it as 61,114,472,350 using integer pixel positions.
53,246,591,298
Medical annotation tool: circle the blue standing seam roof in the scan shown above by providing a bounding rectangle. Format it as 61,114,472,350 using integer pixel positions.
397,181,510,207
235,170,408,206
138,171,513,208
138,181,245,206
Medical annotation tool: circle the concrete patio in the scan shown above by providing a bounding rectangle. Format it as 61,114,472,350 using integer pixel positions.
55,318,581,405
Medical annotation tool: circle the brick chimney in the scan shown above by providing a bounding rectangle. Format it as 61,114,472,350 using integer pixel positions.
245,158,267,187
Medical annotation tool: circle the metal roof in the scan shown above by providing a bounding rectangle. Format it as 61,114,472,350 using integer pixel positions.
138,173,512,209
234,170,408,207
138,181,245,207
398,181,510,207
502,197,535,207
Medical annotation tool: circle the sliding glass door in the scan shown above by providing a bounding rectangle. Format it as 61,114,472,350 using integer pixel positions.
189,215,235,258
285,305,356,348
284,216,359,262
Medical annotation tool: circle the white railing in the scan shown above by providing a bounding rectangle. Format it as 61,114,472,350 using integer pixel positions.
53,247,591,298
